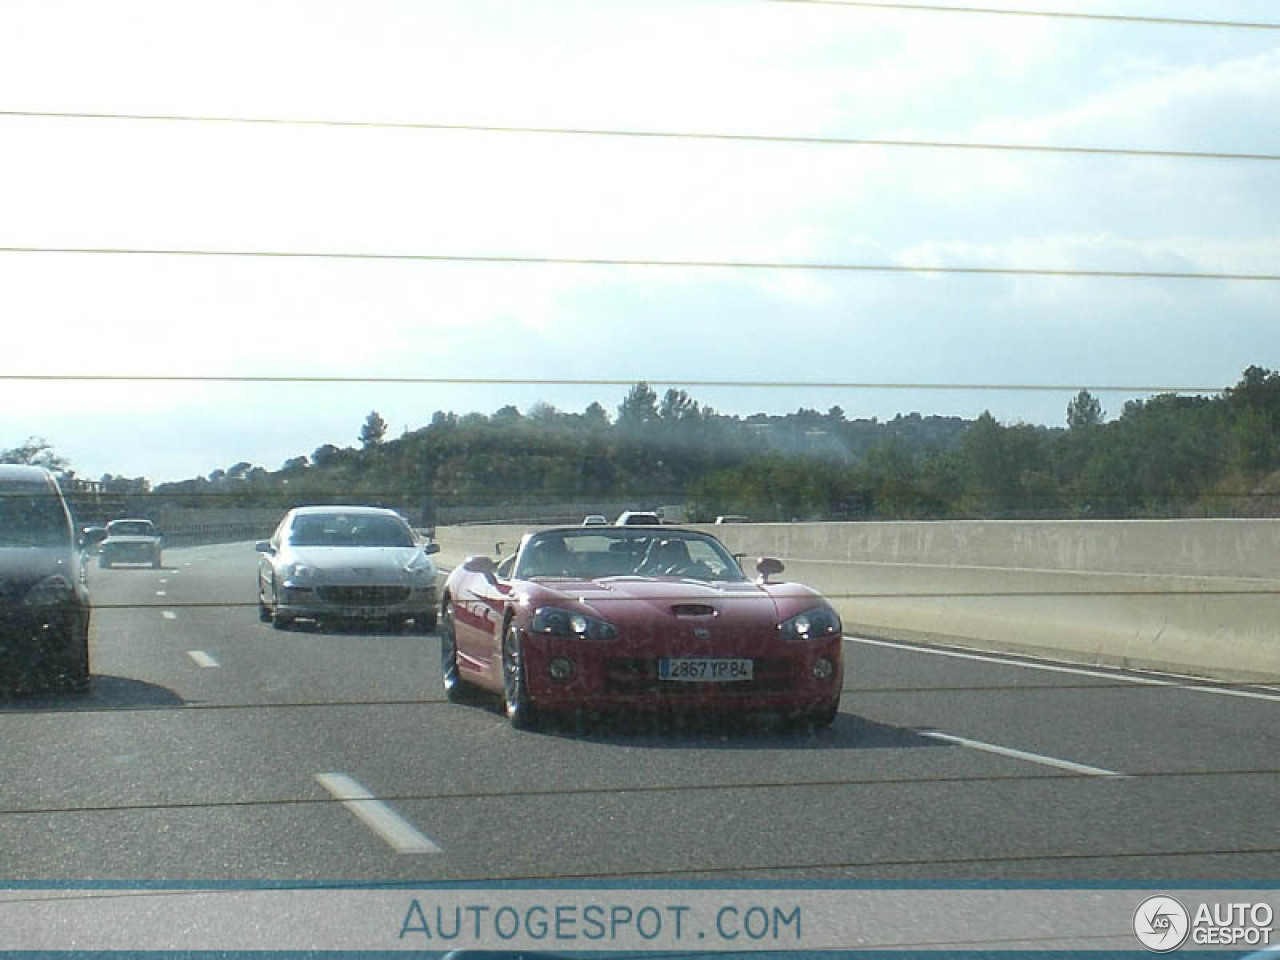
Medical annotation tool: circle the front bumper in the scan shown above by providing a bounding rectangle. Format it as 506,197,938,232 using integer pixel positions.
276,583,437,622
519,630,843,713
101,542,160,563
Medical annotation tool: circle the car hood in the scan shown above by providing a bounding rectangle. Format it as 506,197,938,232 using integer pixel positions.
519,576,820,623
283,546,433,582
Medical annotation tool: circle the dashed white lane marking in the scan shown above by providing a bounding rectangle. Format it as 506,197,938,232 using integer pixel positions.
155,590,167,597
921,731,1123,777
314,773,442,854
161,611,177,620
159,578,168,584
187,651,219,668
848,635,1280,704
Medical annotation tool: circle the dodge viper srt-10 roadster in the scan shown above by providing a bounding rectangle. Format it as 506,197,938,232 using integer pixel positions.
440,526,843,728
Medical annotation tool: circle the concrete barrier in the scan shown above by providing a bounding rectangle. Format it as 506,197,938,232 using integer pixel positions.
433,520,1280,683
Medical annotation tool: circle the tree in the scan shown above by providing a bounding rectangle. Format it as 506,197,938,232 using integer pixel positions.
312,444,341,467
583,401,610,428
492,405,523,426
1225,366,1280,472
1066,390,1104,430
659,388,699,423
360,410,388,448
617,382,659,429
0,436,68,471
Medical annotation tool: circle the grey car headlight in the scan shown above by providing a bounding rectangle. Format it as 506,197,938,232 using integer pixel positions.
281,562,316,584
25,575,74,606
405,555,437,580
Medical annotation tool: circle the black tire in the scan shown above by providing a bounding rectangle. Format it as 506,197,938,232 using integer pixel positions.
783,700,839,732
440,603,468,703
152,553,162,569
501,623,538,729
416,611,438,633
44,613,90,693
257,589,272,623
267,577,292,629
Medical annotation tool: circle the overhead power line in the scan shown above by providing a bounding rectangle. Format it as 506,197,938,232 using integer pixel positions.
2,109,1277,163
1,245,1275,283
0,374,1228,392
767,0,1280,31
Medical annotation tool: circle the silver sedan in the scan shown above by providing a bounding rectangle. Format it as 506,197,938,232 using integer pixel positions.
255,506,439,632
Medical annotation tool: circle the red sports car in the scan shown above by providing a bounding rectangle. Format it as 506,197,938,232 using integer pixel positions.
439,526,843,728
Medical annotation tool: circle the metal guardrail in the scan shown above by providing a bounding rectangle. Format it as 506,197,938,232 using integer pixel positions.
161,523,277,546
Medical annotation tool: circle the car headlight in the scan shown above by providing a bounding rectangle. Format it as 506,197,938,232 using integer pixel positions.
281,562,316,583
531,606,617,641
405,555,437,579
779,606,841,641
25,575,74,606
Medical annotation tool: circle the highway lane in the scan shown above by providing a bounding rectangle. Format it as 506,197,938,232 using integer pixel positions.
0,541,1277,881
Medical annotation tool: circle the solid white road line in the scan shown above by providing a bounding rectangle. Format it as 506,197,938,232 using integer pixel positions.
314,773,442,854
161,611,177,620
921,731,1124,777
848,635,1280,704
187,651,219,668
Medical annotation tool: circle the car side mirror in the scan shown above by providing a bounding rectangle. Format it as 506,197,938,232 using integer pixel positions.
254,540,274,554
756,557,785,584
423,542,440,556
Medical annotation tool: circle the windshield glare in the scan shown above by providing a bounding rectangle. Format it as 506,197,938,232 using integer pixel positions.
286,513,415,548
107,521,155,537
514,530,746,581
0,485,69,547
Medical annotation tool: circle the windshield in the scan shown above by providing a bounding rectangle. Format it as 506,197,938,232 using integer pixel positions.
514,529,746,582
0,483,69,547
106,520,155,537
286,513,415,548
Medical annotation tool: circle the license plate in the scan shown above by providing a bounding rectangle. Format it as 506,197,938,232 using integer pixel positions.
342,606,384,619
659,658,753,682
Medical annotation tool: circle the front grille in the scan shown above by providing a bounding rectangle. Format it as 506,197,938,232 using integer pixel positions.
109,545,153,556
604,657,794,695
315,585,410,606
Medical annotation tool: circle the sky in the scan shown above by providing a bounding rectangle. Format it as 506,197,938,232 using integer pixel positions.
0,0,1277,482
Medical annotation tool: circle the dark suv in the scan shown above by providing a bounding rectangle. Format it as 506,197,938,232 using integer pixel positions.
0,465,91,692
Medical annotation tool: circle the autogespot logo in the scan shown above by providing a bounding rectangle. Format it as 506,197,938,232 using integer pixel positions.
1134,896,1191,952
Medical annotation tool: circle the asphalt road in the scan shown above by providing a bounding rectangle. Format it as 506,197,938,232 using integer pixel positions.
2,540,1279,882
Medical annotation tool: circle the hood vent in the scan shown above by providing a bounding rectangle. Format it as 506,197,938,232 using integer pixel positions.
671,603,717,617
